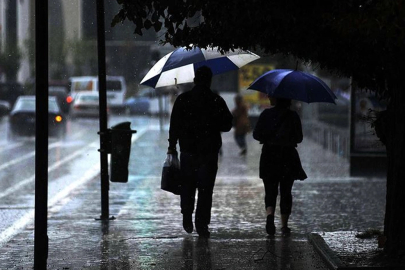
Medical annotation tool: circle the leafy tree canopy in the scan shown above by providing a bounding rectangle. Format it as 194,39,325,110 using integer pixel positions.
113,0,405,99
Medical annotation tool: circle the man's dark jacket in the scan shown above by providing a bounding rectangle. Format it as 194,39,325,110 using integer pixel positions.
168,85,233,154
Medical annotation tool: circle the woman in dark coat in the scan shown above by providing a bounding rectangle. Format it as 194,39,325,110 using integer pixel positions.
253,96,307,236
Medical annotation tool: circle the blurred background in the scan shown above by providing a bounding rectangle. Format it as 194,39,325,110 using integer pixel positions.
0,0,386,174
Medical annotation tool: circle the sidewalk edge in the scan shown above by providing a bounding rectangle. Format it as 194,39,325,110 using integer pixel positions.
308,232,346,270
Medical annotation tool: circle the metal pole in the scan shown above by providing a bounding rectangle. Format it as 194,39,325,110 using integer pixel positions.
96,0,110,219
34,0,49,268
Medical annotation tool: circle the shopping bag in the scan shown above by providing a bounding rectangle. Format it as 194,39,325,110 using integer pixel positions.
161,154,181,195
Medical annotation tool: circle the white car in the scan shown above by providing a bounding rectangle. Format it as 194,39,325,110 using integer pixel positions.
70,92,109,118
68,76,127,112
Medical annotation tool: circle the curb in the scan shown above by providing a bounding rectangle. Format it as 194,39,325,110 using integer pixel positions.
308,233,346,270
308,233,402,270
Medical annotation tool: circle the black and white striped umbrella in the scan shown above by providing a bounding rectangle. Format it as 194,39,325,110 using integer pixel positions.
141,46,260,88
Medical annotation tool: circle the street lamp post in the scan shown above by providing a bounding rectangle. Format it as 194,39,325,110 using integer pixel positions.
34,0,49,268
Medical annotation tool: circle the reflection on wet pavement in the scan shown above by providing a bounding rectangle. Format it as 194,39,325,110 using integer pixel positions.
0,121,384,269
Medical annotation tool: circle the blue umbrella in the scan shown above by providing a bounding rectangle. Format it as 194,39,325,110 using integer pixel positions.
141,46,260,88
248,69,337,104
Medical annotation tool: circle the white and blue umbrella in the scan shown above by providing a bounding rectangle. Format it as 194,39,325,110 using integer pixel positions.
140,46,260,88
248,69,338,104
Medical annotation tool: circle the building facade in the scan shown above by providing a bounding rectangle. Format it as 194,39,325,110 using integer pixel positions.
0,0,158,93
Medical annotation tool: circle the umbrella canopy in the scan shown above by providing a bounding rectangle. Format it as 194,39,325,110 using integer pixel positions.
248,69,337,104
141,46,260,88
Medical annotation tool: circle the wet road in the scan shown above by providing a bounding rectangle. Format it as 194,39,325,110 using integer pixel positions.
0,114,162,245
0,115,386,269
125,125,386,239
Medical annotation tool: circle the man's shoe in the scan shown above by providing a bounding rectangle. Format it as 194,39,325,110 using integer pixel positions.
266,215,275,235
281,226,291,236
196,223,210,238
197,228,210,238
183,214,193,233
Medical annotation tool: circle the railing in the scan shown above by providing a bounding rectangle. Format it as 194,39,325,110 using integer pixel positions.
303,120,350,159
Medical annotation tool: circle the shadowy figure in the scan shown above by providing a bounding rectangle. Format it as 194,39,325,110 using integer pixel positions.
232,94,250,156
168,66,233,238
253,96,307,236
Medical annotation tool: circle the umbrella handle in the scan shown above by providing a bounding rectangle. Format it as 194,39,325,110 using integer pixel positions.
174,78,180,90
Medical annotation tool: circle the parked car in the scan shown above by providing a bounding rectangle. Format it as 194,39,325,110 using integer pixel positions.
125,96,150,115
49,86,72,115
70,92,108,118
8,96,67,140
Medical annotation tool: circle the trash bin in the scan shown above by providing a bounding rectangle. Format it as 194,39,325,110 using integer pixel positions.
110,121,136,183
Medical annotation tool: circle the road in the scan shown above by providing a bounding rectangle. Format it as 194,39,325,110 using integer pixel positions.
0,114,164,246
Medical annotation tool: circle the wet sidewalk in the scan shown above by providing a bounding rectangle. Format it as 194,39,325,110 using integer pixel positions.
0,122,384,269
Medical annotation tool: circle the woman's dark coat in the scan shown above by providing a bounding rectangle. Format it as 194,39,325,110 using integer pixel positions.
253,107,307,180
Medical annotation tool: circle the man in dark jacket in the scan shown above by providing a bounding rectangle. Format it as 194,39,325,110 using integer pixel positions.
167,66,233,237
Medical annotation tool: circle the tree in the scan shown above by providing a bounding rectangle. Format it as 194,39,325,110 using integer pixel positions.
113,0,405,256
